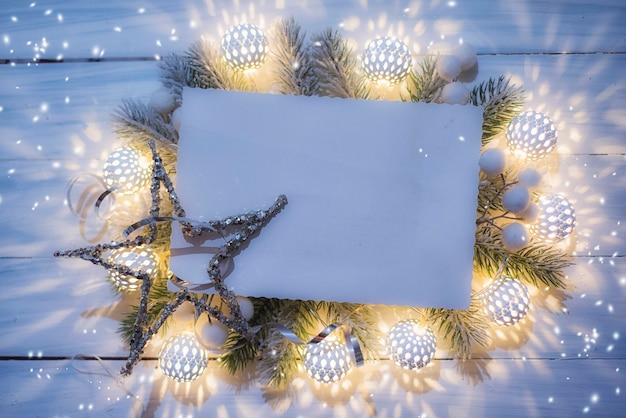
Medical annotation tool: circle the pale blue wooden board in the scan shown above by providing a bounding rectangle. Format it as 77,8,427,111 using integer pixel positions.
0,359,624,417
1,0,625,61
1,0,625,416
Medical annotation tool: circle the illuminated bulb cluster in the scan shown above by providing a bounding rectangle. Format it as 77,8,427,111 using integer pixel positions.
386,320,437,370
102,146,151,195
481,277,530,326
361,36,412,85
506,111,558,160
159,334,208,382
107,245,159,290
221,23,268,71
530,194,576,242
303,337,352,384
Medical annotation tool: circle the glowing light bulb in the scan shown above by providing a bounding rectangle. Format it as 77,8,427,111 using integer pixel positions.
102,147,151,194
386,320,437,370
107,245,158,291
530,194,576,242
481,277,530,326
221,23,268,71
303,337,352,384
361,36,412,85
159,334,208,382
506,111,558,160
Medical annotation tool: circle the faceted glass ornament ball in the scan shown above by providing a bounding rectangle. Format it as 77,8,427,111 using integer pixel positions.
107,245,158,291
481,277,530,326
102,146,151,195
159,334,208,382
361,36,412,85
529,194,576,242
386,320,437,371
303,337,352,384
506,111,558,160
221,23,268,71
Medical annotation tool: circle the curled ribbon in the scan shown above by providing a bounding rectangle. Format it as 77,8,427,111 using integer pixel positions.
267,322,364,367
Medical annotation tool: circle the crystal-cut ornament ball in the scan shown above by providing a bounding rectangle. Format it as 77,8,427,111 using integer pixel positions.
481,277,530,326
506,111,558,160
103,146,151,195
361,36,412,85
221,23,268,71
159,334,208,382
530,194,576,242
107,245,158,291
386,320,437,370
303,338,352,384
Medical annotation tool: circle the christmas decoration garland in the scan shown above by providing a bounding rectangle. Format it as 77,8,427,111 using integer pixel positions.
55,17,575,389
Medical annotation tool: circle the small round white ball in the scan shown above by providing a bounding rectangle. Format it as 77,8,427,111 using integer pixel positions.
440,82,469,105
502,222,529,252
195,317,229,351
149,88,176,115
436,55,462,81
236,296,254,320
171,107,182,132
453,43,477,71
479,148,507,177
502,186,531,214
518,168,543,190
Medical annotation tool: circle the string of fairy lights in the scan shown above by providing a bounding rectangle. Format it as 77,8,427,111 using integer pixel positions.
66,22,576,385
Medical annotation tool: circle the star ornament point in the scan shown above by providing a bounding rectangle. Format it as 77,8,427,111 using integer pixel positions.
55,141,287,375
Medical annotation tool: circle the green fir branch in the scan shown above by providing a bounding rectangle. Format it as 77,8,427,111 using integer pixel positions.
474,234,572,289
308,28,369,99
118,276,172,346
158,53,187,104
113,99,179,145
469,76,525,144
184,39,250,91
425,299,491,359
270,17,315,96
406,55,447,103
318,301,383,360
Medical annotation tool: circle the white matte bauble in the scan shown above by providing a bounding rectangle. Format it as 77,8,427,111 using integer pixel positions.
386,320,437,370
501,222,529,252
221,23,268,71
479,148,506,177
502,186,531,214
530,194,576,242
481,277,530,326
149,88,176,115
171,107,182,132
517,167,543,190
506,111,558,160
436,55,462,81
303,337,352,384
236,296,254,320
361,36,412,85
107,245,158,291
195,317,229,351
159,334,208,382
440,81,469,104
103,146,151,195
453,43,477,71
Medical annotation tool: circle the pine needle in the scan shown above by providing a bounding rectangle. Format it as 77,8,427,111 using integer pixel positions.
308,28,369,99
184,39,250,91
426,298,491,359
469,76,525,144
270,17,315,96
113,98,179,145
406,55,447,103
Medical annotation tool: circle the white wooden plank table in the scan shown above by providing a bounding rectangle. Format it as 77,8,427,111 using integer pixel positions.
1,1,625,417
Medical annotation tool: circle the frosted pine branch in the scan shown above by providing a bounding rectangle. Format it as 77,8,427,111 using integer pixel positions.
113,99,178,145
309,28,369,99
270,17,315,96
